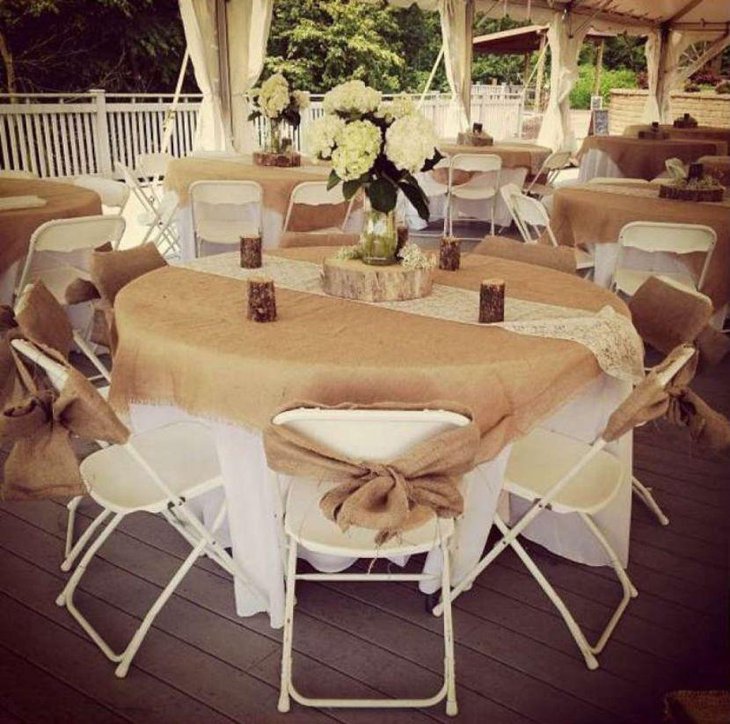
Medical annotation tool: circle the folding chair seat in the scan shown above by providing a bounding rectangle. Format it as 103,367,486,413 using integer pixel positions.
268,406,470,716
190,180,263,256
433,345,698,670
11,339,249,679
611,222,716,299
445,153,502,238
281,181,354,236
511,192,595,276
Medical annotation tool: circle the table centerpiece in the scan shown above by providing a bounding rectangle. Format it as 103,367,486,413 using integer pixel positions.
248,73,309,167
306,81,442,265
659,159,724,202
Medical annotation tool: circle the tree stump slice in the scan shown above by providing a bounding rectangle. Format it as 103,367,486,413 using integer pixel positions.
658,184,724,202
321,258,433,303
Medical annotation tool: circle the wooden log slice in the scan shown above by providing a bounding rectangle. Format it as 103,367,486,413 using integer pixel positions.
321,257,434,303
659,184,724,202
253,151,302,167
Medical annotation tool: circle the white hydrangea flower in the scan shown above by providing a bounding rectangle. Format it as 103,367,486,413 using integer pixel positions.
259,73,290,119
305,114,347,159
384,112,438,175
375,95,415,123
323,80,382,116
331,119,382,181
399,242,436,271
291,90,310,111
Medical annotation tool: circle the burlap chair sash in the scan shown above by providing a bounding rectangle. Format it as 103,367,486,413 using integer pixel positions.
604,345,730,450
0,341,129,501
264,401,481,544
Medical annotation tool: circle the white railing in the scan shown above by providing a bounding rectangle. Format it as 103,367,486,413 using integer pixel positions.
0,87,524,179
0,90,201,178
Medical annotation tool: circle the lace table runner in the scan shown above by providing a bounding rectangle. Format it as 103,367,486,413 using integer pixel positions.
182,253,644,382
584,183,730,206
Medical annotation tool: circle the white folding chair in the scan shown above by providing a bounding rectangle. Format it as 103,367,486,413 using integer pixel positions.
524,150,572,198
446,153,502,237
73,176,130,215
135,152,174,204
588,177,650,186
434,345,697,670
612,222,716,298
281,181,354,234
273,407,463,716
116,161,179,257
190,180,263,257
511,192,595,275
499,182,528,239
10,338,253,679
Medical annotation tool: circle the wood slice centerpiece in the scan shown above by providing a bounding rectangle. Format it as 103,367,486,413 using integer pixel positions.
638,130,669,140
658,184,724,202
253,151,301,168
321,257,434,303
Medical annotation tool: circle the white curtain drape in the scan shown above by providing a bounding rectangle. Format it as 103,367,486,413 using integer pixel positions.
641,29,662,123
439,0,474,138
537,12,589,152
179,0,273,153
655,30,695,123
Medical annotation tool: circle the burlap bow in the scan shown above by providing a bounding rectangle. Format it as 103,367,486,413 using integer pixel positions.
604,345,730,451
0,342,129,501
264,401,481,544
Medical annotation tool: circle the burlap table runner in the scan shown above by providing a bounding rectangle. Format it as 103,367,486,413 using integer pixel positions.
0,178,101,275
437,142,551,176
623,124,730,150
576,136,726,180
550,184,730,309
163,157,351,232
110,247,636,464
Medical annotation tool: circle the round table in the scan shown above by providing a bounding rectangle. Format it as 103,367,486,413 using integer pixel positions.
110,248,635,627
0,178,101,302
550,183,730,309
576,135,727,182
438,141,552,176
623,124,730,150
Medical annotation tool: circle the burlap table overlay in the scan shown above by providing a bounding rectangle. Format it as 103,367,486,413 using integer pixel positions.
163,157,350,232
0,178,101,275
110,248,635,464
550,184,730,309
264,400,480,543
576,136,726,180
1,342,129,501
604,345,730,452
437,142,552,175
623,125,730,149
473,235,576,274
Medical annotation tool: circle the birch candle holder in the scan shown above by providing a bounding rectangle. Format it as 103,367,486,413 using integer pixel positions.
240,235,263,269
247,276,277,322
439,236,460,271
479,278,505,323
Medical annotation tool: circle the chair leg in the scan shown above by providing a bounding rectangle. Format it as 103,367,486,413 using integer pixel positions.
440,536,458,717
72,332,111,383
278,539,298,713
62,507,112,572
631,475,669,526
64,496,83,559
490,197,495,237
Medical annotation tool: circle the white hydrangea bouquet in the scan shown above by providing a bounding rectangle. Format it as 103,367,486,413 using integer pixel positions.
306,80,442,264
248,73,310,156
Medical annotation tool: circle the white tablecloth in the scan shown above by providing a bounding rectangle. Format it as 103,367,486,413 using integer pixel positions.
129,372,631,629
578,149,625,182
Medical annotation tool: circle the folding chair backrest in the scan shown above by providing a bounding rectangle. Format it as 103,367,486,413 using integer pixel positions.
499,183,528,236
543,151,571,172
450,153,502,174
190,180,262,207
116,161,157,213
283,181,352,232
136,152,174,178
272,408,470,462
30,215,126,254
74,176,130,211
511,193,557,245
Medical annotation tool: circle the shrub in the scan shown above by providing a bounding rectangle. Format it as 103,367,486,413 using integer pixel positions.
569,64,637,109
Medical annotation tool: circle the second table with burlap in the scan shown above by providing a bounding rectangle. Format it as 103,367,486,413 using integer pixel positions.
110,248,639,627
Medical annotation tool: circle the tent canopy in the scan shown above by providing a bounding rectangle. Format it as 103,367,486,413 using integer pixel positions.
473,24,612,55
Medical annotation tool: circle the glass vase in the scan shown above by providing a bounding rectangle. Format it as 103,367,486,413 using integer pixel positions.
268,119,283,154
360,197,398,266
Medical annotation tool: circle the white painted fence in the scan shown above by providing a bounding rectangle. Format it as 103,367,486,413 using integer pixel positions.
0,87,524,179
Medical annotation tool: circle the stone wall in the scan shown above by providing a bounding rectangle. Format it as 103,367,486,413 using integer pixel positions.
608,89,730,134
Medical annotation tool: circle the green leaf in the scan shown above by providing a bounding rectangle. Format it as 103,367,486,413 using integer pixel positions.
367,177,398,213
247,110,262,122
399,179,430,221
421,148,444,172
342,179,361,200
326,170,341,191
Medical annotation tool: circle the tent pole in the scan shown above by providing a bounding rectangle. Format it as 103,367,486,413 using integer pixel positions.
592,38,604,97
419,43,445,108
161,47,190,155
533,34,547,111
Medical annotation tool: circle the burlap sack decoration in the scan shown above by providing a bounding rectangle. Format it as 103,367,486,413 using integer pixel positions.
0,343,130,501
696,326,730,368
14,281,73,358
473,235,577,274
64,278,101,305
629,276,713,354
604,345,730,451
264,401,481,544
90,243,167,305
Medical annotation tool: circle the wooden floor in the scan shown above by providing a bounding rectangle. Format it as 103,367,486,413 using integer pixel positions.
1,354,728,724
